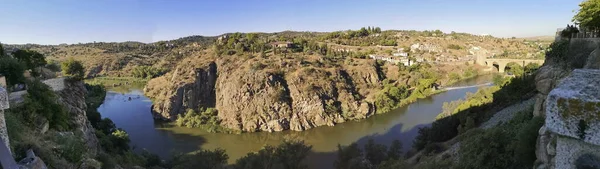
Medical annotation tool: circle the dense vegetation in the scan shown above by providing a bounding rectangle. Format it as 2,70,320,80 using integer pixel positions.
334,139,406,169
21,80,71,130
61,58,85,80
374,63,440,113
573,0,600,29
175,108,226,133
413,73,536,151
131,66,167,79
457,108,544,169
0,57,26,87
11,49,47,77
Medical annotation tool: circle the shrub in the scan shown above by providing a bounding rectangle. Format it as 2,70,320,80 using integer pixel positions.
61,58,85,80
55,134,87,163
85,83,107,128
170,149,229,169
131,66,167,78
447,44,463,50
334,140,408,169
175,108,223,132
0,57,26,86
97,153,118,169
457,109,543,169
111,129,131,153
374,85,409,113
364,139,388,166
458,126,513,169
514,116,544,166
22,80,71,130
545,40,569,64
524,63,540,74
45,60,62,72
334,143,363,169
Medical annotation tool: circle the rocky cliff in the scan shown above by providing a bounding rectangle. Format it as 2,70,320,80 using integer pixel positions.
145,56,383,132
145,62,217,120
45,78,99,154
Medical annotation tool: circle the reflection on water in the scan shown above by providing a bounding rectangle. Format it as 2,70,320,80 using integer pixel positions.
97,75,493,169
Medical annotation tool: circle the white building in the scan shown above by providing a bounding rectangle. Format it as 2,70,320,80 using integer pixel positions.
393,52,409,57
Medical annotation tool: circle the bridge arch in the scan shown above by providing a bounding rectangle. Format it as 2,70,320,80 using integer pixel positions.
476,58,545,73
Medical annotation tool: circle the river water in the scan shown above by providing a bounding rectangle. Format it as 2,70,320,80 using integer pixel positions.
97,75,493,169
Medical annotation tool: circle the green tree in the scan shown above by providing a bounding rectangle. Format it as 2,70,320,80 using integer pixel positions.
61,58,85,80
374,27,382,33
22,80,70,130
234,140,312,169
505,63,524,76
386,140,403,160
11,49,46,76
358,27,369,37
560,24,580,41
0,57,26,86
573,0,600,29
0,43,4,57
111,129,131,153
524,63,540,74
170,149,229,169
334,143,363,169
364,139,387,166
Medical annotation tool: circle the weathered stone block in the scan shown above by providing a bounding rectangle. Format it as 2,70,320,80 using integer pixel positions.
555,136,600,169
0,87,7,110
546,69,600,145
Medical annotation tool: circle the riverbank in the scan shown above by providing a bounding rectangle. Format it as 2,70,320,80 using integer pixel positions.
85,76,148,87
96,75,493,168
85,77,148,93
444,71,495,87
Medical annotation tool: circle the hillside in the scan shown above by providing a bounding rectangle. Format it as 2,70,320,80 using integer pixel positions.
3,29,551,133
5,29,550,78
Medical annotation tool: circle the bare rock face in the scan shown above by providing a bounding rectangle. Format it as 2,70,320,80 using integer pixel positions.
215,70,293,132
145,62,217,120
146,60,378,132
53,80,99,154
535,65,569,96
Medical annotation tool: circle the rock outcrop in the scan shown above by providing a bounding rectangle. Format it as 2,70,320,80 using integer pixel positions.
44,78,99,154
145,62,217,120
145,59,379,132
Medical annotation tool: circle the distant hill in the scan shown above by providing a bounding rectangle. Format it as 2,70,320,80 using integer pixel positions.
518,36,555,42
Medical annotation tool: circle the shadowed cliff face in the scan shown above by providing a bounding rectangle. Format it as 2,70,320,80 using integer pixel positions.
146,62,217,120
145,57,384,132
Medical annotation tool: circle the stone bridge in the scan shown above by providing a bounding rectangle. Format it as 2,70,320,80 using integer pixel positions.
475,55,545,73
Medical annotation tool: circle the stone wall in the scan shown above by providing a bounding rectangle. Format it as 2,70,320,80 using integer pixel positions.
534,39,600,169
537,70,600,169
0,87,9,153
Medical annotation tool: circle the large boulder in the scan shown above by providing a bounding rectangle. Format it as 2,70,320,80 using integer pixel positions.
543,69,600,169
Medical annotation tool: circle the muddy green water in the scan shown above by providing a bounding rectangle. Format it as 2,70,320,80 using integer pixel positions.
97,75,492,169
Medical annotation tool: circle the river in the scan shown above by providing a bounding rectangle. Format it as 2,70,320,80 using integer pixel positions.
97,75,493,169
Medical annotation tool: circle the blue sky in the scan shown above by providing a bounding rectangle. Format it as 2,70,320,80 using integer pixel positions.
0,0,582,44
